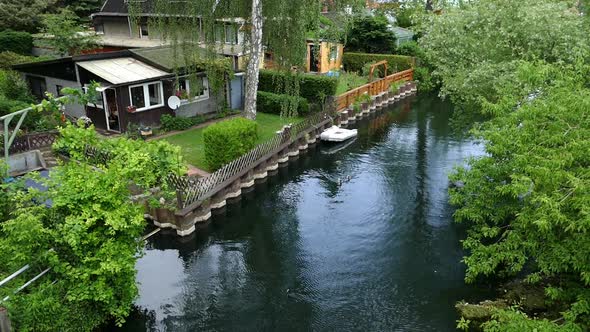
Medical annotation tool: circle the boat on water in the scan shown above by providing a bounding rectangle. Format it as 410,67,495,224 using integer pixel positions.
320,126,358,142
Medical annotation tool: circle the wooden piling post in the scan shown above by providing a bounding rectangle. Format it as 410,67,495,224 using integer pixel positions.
0,307,12,332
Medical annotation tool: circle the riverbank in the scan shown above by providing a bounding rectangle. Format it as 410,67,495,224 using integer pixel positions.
116,94,494,331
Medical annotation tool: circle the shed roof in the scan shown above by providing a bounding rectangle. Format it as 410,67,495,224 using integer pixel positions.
77,57,168,85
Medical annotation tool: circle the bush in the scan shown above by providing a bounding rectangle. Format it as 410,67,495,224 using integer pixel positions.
258,70,338,103
257,91,310,116
203,117,258,170
342,53,415,74
0,70,34,102
160,114,205,132
0,30,33,55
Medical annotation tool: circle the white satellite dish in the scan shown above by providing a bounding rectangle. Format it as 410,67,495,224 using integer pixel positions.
167,96,181,110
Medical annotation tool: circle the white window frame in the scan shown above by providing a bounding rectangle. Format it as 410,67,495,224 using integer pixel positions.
129,81,164,111
177,76,210,104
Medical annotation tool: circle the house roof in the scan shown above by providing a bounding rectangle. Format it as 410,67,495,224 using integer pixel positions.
77,57,168,84
131,45,240,72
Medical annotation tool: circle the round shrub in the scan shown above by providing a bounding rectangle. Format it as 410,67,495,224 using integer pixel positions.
203,117,258,170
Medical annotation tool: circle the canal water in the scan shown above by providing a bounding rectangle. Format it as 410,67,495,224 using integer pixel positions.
120,95,493,331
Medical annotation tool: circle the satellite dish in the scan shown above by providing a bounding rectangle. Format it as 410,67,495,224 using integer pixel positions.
167,96,181,110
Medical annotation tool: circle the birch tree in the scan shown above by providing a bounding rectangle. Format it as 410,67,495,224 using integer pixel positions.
130,0,353,120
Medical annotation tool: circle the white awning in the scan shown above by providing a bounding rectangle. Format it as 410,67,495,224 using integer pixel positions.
77,57,168,85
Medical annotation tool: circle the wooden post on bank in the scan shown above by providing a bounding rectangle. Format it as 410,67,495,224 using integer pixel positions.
0,306,12,332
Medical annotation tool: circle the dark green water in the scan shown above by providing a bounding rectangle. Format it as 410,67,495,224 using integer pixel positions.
121,95,492,331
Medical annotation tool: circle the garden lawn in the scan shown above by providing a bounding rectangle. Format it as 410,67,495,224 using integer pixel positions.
161,113,302,172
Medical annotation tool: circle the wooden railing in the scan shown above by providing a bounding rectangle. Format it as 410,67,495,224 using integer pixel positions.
168,111,332,209
335,68,414,112
7,131,59,154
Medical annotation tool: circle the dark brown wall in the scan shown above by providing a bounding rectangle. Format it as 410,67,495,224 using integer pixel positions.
117,80,175,131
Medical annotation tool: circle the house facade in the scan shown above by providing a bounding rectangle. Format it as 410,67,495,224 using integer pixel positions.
14,48,244,133
90,0,253,71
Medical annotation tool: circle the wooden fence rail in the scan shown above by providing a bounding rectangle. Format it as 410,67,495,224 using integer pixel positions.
168,111,332,209
335,68,414,112
6,131,59,154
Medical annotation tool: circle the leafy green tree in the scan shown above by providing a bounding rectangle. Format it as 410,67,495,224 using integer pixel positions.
419,0,590,114
58,0,103,20
449,62,590,331
0,0,55,32
346,14,397,54
41,8,98,56
0,161,146,331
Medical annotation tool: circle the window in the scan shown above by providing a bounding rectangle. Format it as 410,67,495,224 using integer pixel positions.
140,23,149,38
95,24,104,34
175,76,209,102
329,45,338,61
225,24,237,44
129,82,164,111
56,85,64,97
214,23,238,44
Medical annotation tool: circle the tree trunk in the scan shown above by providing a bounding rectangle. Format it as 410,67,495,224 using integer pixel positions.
244,0,263,120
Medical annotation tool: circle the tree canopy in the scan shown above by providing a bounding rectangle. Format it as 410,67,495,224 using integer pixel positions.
0,0,55,32
418,0,590,330
346,14,397,54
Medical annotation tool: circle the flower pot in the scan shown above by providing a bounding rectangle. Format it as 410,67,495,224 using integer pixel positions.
127,105,137,113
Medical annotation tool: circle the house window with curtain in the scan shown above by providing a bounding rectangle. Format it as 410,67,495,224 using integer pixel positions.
129,81,164,111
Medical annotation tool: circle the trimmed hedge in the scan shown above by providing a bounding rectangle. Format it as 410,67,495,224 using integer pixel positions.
203,117,258,170
257,91,310,116
0,30,33,55
258,70,338,103
160,114,206,132
342,52,415,74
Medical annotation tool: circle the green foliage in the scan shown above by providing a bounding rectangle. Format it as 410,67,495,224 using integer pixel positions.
449,62,590,330
258,70,338,104
203,117,258,170
0,51,53,69
342,52,415,75
160,114,206,132
41,8,97,56
0,0,55,32
0,70,34,102
0,162,146,331
336,71,368,94
0,30,33,55
419,0,590,114
60,0,102,21
257,91,310,117
346,14,396,54
481,307,584,332
53,121,186,189
52,120,99,157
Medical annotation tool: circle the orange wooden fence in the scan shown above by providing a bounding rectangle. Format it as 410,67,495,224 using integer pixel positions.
335,68,414,112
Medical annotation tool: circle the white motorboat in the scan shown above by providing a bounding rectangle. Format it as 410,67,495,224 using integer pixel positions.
320,126,358,142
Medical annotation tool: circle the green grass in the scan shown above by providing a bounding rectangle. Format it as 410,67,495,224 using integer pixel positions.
161,113,302,171
336,71,369,95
